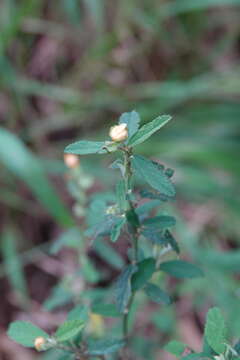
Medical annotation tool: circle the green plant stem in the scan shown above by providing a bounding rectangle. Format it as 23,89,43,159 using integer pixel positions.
122,147,139,344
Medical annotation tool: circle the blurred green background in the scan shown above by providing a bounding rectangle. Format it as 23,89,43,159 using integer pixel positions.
1,0,240,359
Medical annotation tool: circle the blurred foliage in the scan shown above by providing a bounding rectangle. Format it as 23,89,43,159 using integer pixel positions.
0,0,240,358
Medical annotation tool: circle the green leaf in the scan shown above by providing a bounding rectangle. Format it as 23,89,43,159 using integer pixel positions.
119,110,140,140
111,217,126,242
80,254,99,283
115,264,137,313
165,230,180,254
55,320,84,342
144,283,171,305
131,258,156,291
8,321,48,347
93,238,124,270
0,128,73,226
160,260,204,278
87,338,125,355
204,307,227,354
126,207,140,232
116,180,127,211
128,114,171,146
67,305,89,322
1,227,29,304
92,304,121,317
143,216,176,230
50,227,83,254
64,140,107,155
165,340,187,356
132,155,175,197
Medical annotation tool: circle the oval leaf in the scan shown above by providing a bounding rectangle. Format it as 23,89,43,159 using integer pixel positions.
160,260,204,278
64,140,107,155
144,283,171,305
55,320,84,342
128,114,171,146
204,307,227,354
132,155,175,197
131,258,156,291
8,321,48,347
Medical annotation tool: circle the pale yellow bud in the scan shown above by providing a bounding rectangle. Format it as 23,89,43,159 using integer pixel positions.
34,337,46,351
109,123,128,142
64,153,80,169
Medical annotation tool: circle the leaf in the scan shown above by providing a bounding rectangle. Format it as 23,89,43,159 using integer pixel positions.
140,189,169,202
115,264,137,313
64,140,107,155
165,340,187,356
128,114,171,146
92,304,121,317
144,283,171,305
165,230,180,254
160,260,204,278
50,227,83,254
67,305,89,322
131,258,156,291
87,338,125,355
126,207,140,233
111,217,126,242
93,238,124,270
142,228,167,245
143,216,176,230
55,320,84,342
0,128,73,226
204,307,227,354
43,285,73,311
132,155,175,197
119,110,140,140
136,200,161,216
116,180,127,212
80,254,99,283
1,227,29,304
8,321,48,347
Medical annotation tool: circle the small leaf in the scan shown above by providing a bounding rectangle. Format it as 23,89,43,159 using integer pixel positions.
93,238,124,270
132,155,175,197
131,258,156,291
160,260,204,278
119,110,140,140
55,320,84,342
111,217,126,242
165,340,187,356
92,304,121,317
0,128,73,226
116,180,127,212
115,265,137,313
67,305,89,322
87,338,125,355
50,227,83,254
126,207,140,233
144,283,171,305
165,230,180,254
8,321,48,347
140,189,169,202
143,216,176,230
128,114,171,146
204,307,227,354
64,140,107,155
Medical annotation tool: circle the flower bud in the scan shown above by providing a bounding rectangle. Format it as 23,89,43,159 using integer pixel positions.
109,123,128,142
64,154,80,169
34,337,46,351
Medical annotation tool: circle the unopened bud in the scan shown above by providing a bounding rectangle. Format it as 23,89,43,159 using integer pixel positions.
109,124,128,142
64,154,80,169
34,337,46,351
